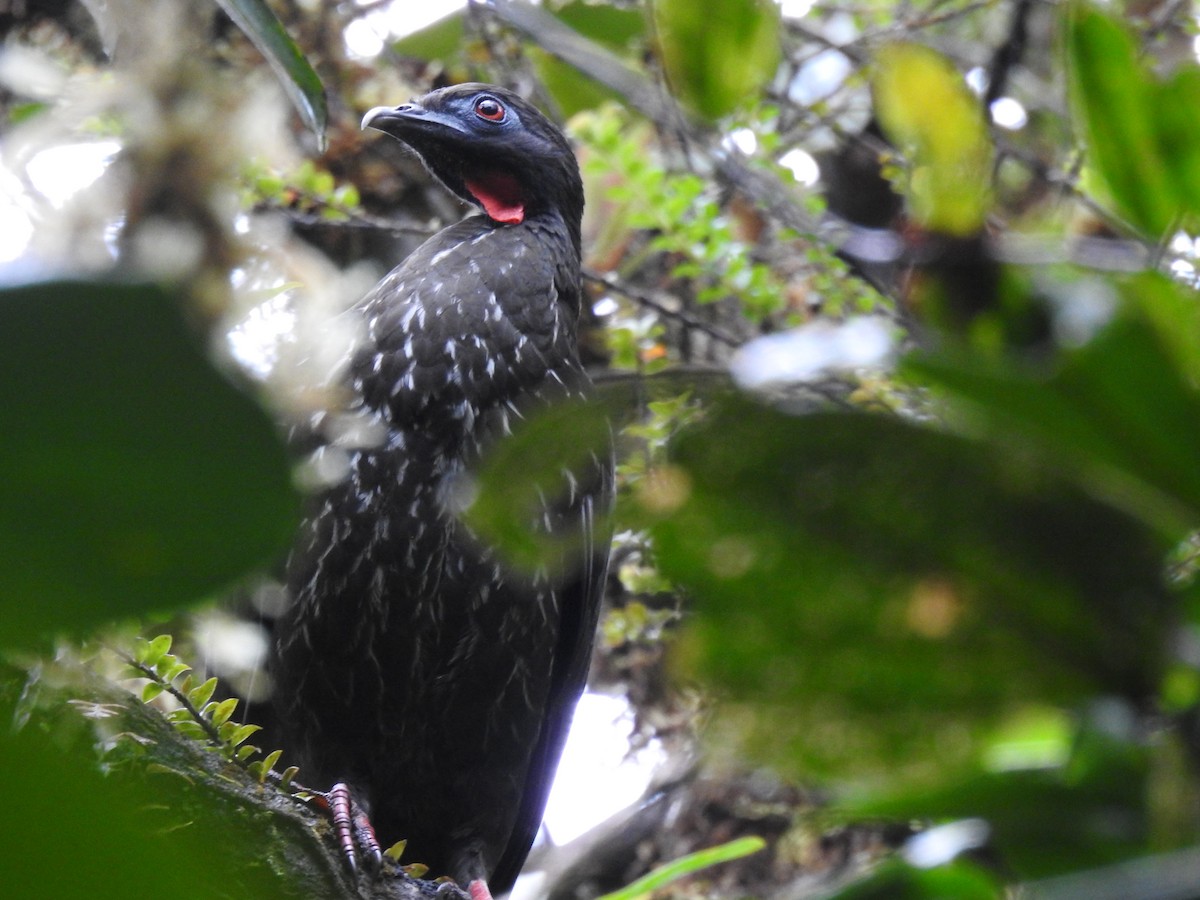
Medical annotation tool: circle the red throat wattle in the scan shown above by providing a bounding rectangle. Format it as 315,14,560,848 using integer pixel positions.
465,172,526,224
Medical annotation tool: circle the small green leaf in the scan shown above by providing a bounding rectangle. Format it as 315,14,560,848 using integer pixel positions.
258,748,283,783
280,765,299,789
384,839,407,862
187,677,219,710
140,682,165,703
236,744,260,761
213,0,327,148
159,659,192,684
209,697,238,727
173,720,208,741
403,863,429,878
226,723,261,747
137,635,172,668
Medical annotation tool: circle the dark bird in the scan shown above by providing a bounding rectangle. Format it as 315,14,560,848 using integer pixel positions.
271,83,611,900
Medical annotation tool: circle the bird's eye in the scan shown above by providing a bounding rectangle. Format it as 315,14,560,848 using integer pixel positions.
474,97,506,123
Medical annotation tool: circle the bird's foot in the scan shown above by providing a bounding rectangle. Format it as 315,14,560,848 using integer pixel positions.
467,880,494,900
314,782,383,874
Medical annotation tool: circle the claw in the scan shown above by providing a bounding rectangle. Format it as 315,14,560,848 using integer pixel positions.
322,782,382,873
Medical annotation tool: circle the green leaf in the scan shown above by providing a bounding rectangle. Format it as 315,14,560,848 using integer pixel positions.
1154,68,1200,217
0,280,299,650
597,836,766,900
257,748,283,782
187,676,219,710
392,10,464,62
159,659,192,684
827,860,1003,900
652,397,1170,784
213,0,327,149
173,720,208,741
1066,5,1177,236
135,634,172,667
555,1,645,52
654,0,780,120
0,728,239,899
845,717,1149,879
1124,271,1200,385
464,394,616,574
907,307,1200,538
226,723,261,747
209,697,238,727
872,42,993,235
140,681,165,703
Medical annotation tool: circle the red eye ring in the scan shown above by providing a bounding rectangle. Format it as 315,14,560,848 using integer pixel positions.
474,97,506,122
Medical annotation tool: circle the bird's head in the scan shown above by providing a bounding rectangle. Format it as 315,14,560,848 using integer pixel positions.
362,84,583,241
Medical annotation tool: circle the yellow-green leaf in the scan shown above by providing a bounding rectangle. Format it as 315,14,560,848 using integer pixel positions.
872,42,993,235
209,697,238,727
187,677,218,710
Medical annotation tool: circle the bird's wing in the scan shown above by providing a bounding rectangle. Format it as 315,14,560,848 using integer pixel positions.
488,443,614,894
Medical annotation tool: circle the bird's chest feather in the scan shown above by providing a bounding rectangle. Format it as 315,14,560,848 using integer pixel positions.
282,217,578,686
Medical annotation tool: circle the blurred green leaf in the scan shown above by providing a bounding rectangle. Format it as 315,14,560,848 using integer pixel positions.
1124,272,1200,386
828,859,1002,900
392,11,464,62
650,397,1169,783
2,734,189,898
907,305,1200,539
531,49,623,119
846,713,1149,878
654,0,780,120
1065,4,1200,237
597,835,766,900
0,280,299,650
1154,68,1200,217
214,0,328,149
464,393,617,574
872,43,993,235
555,1,645,53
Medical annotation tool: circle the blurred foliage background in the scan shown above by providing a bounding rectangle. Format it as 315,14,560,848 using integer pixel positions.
6,0,1200,898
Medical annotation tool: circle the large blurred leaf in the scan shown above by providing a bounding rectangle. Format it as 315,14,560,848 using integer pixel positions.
872,43,993,235
0,662,303,899
0,281,298,649
1065,4,1200,237
392,10,464,63
828,860,1002,900
556,1,645,52
214,0,327,148
648,397,1169,782
1125,271,1200,385
845,716,1149,879
464,393,617,574
653,0,780,120
0,726,227,899
907,302,1200,539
